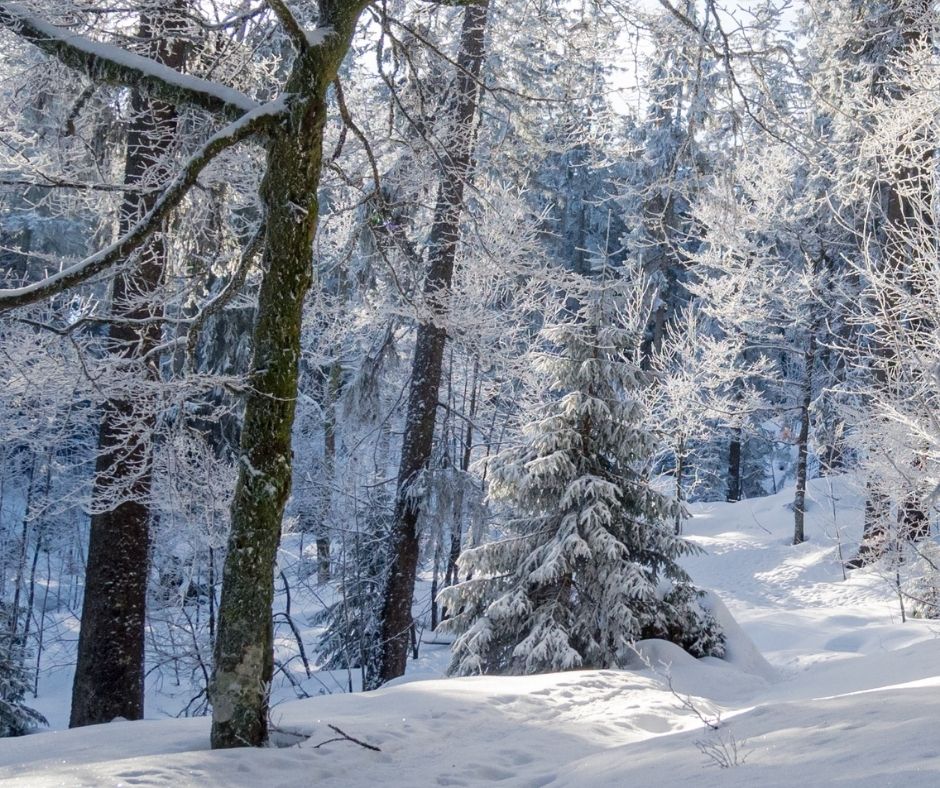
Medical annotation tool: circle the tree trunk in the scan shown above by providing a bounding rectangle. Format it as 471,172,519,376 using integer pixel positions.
375,1,490,688
793,330,816,545
209,3,363,748
70,6,186,728
315,354,342,585
445,358,479,592
10,454,36,638
726,428,742,503
674,437,685,536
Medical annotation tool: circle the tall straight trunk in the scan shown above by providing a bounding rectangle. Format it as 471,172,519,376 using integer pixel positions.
674,438,685,536
10,455,37,637
793,330,816,545
375,1,490,687
70,6,186,728
306,261,347,584
316,351,343,584
22,455,51,649
209,1,364,748
726,428,742,503
446,357,479,590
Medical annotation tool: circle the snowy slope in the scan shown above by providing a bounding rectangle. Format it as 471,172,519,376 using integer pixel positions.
3,475,939,787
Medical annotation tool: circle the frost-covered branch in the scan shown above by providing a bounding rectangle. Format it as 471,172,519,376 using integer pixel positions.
0,99,285,311
421,0,487,6
185,221,266,368
265,0,308,51
0,2,258,121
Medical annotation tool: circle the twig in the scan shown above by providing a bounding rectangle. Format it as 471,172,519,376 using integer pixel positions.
312,723,381,751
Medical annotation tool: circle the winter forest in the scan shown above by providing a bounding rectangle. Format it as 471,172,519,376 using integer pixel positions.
0,0,938,784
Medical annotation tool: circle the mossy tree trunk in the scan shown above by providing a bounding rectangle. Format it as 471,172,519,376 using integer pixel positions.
208,0,366,749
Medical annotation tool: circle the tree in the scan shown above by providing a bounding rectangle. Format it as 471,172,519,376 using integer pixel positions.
836,0,937,562
376,0,490,687
0,602,46,738
622,2,720,365
0,0,365,747
70,2,188,729
0,0,488,748
439,274,723,675
645,305,758,533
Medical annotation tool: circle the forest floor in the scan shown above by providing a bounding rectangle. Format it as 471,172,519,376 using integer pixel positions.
3,475,939,786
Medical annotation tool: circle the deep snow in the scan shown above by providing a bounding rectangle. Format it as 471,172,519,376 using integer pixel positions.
3,475,939,787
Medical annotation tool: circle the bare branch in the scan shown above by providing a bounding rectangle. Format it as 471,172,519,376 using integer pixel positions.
656,0,701,36
332,77,381,198
265,0,308,52
313,724,381,751
419,0,486,6
0,2,258,120
185,221,266,369
0,99,286,312
0,176,145,193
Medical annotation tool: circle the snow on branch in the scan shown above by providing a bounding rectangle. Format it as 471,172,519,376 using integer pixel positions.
0,2,258,121
420,0,487,6
0,99,286,312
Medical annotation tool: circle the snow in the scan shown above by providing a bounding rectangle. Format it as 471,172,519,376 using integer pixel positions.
305,26,334,47
0,3,258,117
0,97,284,309
4,475,940,786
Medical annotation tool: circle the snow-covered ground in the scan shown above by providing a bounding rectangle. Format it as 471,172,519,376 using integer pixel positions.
3,475,939,787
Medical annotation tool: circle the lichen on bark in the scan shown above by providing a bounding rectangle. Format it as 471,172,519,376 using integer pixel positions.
209,0,369,749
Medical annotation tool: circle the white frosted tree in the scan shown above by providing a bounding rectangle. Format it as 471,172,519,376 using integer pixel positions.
439,274,723,676
645,305,764,533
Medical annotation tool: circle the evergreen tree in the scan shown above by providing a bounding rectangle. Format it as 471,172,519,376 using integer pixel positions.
312,482,392,690
0,604,46,737
439,274,723,676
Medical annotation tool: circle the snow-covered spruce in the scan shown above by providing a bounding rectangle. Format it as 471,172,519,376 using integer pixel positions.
312,484,392,689
439,276,723,675
0,604,46,738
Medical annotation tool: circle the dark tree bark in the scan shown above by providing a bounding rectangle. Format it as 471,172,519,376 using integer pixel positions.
0,0,482,748
375,1,490,687
70,6,187,728
726,428,742,503
793,330,817,545
446,358,479,590
315,349,343,585
209,0,366,748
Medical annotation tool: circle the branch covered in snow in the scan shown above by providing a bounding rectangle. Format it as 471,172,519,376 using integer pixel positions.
0,99,286,311
0,2,258,120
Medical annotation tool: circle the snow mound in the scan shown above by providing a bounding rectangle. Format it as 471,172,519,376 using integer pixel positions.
700,591,778,682
7,477,940,786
